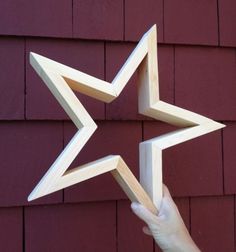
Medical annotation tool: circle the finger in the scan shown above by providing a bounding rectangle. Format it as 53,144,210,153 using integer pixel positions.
162,184,172,199
160,185,179,215
162,184,177,207
131,202,158,225
142,226,152,236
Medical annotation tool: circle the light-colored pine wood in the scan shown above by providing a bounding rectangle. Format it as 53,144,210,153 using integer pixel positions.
140,142,162,209
111,157,157,214
28,24,225,213
30,53,116,103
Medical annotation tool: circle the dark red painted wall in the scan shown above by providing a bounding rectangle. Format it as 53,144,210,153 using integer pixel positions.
0,1,235,251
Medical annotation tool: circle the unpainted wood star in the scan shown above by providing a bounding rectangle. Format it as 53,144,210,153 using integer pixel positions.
28,25,224,214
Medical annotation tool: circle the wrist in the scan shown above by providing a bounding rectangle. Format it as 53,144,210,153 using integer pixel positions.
163,229,200,252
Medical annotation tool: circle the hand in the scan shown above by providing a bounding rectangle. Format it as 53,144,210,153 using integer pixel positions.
131,185,200,252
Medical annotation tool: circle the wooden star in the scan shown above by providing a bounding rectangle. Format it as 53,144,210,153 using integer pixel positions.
28,25,224,214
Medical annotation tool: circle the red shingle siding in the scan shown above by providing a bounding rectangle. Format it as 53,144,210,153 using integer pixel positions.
0,0,72,37
219,0,236,47
25,202,116,252
191,196,234,252
0,1,235,251
223,122,236,194
164,0,218,45
73,0,123,40
175,46,236,120
158,45,174,104
0,38,24,119
0,207,22,252
0,121,63,206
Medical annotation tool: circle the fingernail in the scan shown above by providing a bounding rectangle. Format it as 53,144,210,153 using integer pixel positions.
131,202,139,210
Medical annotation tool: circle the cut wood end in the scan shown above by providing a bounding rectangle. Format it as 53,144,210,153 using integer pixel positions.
215,121,226,129
29,52,40,63
147,24,157,34
29,52,46,71
27,192,37,202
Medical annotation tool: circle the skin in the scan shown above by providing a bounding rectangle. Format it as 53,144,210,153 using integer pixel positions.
131,185,201,252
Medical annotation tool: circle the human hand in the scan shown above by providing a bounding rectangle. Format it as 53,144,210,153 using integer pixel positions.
131,185,200,252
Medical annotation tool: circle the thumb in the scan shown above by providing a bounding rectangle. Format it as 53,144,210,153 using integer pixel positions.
131,202,159,225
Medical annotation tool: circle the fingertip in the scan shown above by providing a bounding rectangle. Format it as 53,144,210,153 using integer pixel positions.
131,202,139,212
131,202,158,225
131,202,145,215
131,202,139,209
162,184,172,198
142,226,152,236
